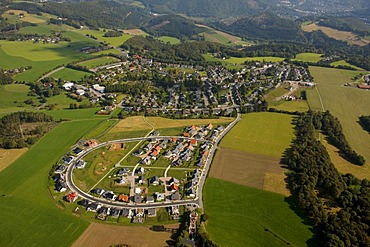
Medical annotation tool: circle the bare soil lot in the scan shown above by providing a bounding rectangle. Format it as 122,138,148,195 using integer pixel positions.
73,223,179,247
210,148,289,196
0,148,28,172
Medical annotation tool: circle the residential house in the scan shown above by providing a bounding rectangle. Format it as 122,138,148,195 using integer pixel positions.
66,192,78,202
75,160,86,169
110,208,120,218
147,208,156,217
146,196,154,203
150,176,160,186
117,194,129,202
87,203,101,212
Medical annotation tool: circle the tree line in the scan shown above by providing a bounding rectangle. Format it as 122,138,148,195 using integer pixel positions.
284,111,370,246
359,115,370,134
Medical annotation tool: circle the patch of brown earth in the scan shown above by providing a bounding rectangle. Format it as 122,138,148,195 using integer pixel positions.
72,223,179,247
210,148,290,196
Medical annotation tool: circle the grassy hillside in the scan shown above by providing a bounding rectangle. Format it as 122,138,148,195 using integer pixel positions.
0,119,104,246
204,178,315,247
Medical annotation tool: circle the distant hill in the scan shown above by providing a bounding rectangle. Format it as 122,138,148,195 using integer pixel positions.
142,15,207,41
212,13,304,41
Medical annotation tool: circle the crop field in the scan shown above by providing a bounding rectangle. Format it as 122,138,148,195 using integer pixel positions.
0,84,37,114
220,112,294,158
302,23,370,46
157,36,181,44
0,119,104,246
74,29,132,47
0,148,28,172
51,68,92,81
72,222,178,247
204,178,315,247
197,24,253,46
210,148,289,196
78,56,120,69
293,53,323,63
330,60,364,70
307,66,370,164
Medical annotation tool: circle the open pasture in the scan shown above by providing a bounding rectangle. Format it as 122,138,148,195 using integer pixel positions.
0,84,37,114
51,68,92,81
204,178,315,247
0,119,103,246
78,56,120,69
293,53,323,63
220,112,294,158
74,29,132,47
157,36,181,44
307,66,370,163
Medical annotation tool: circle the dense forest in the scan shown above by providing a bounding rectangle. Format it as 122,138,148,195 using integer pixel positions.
143,15,206,41
212,13,304,41
0,112,55,149
284,111,370,246
359,115,370,134
121,36,226,64
9,1,150,29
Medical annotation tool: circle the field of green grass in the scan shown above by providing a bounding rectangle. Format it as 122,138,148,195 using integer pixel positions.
74,29,132,47
204,178,315,247
293,53,323,63
84,119,118,139
51,68,92,81
330,60,364,70
0,84,37,115
78,56,120,69
203,54,284,65
220,112,294,158
307,66,370,164
0,119,103,246
44,107,109,121
157,36,181,44
265,87,310,112
0,29,99,81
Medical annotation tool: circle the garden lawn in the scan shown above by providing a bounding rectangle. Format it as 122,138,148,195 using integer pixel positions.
204,178,315,247
0,119,103,246
220,112,294,158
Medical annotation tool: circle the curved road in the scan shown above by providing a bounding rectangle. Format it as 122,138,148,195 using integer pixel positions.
65,114,241,210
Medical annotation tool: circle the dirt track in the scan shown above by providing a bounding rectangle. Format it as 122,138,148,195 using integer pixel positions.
210,148,290,196
73,223,179,247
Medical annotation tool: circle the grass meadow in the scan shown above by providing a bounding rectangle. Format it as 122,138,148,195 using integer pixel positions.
0,119,104,246
51,68,92,81
293,53,323,63
220,112,294,158
0,84,37,115
203,54,284,65
204,178,315,247
157,36,181,44
330,60,364,70
74,29,132,47
78,56,120,68
307,66,370,164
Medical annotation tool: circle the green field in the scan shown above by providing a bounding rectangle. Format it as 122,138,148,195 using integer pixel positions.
203,54,284,65
0,29,99,82
265,87,310,112
220,112,294,158
0,119,104,246
330,60,364,70
293,53,323,63
51,68,92,81
84,119,118,139
307,66,370,164
45,107,109,121
0,84,37,114
74,29,132,47
204,178,315,247
78,56,120,69
157,36,181,44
